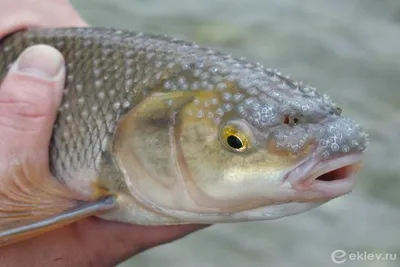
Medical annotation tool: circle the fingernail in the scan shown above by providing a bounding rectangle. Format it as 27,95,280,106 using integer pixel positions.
15,45,64,80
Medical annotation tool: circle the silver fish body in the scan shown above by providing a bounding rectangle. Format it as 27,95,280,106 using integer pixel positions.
0,27,368,246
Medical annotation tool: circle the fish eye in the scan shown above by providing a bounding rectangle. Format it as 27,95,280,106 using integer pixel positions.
227,135,244,150
221,125,249,152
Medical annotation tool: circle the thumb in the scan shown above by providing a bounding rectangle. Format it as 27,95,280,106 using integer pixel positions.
0,45,65,161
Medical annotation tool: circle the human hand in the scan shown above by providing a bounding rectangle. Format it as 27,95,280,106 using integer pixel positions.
0,1,206,266
0,0,88,36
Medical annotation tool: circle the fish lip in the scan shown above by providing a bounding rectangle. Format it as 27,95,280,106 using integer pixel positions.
286,153,363,197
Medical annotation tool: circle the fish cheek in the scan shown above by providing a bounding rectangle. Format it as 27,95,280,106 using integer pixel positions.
178,118,266,202
177,117,233,202
180,143,274,201
265,129,316,166
111,92,196,210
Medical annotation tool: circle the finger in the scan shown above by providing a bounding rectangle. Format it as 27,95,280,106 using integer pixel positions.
72,218,209,266
0,44,65,161
0,0,88,39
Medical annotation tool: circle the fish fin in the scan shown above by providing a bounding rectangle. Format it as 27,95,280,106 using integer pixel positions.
0,196,116,247
0,159,116,247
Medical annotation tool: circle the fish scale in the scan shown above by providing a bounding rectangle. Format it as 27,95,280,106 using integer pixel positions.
0,29,126,197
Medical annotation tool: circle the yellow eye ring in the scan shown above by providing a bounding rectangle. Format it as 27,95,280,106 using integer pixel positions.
221,126,249,152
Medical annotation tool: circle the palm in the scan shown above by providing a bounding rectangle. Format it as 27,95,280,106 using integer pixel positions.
0,217,205,266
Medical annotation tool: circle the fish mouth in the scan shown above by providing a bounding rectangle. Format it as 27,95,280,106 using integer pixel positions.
286,153,363,198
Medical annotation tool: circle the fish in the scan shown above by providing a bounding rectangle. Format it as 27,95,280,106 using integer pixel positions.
0,27,368,247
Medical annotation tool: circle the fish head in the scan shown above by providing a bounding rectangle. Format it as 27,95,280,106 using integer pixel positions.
112,56,368,224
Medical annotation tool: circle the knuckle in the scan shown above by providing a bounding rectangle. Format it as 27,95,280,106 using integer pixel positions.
0,102,53,133
1,100,52,119
0,75,59,132
1,75,58,118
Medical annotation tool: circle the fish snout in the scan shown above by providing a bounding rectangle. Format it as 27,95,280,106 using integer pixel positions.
315,116,368,159
285,117,367,199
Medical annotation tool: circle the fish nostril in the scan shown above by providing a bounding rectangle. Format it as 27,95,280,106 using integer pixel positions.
284,115,290,124
283,115,299,125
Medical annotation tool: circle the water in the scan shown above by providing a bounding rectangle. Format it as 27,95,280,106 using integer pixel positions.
70,0,400,266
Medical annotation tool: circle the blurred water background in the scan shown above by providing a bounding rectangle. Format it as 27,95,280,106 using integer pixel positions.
70,0,400,266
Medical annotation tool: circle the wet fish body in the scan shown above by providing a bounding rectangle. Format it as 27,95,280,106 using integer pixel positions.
0,28,368,246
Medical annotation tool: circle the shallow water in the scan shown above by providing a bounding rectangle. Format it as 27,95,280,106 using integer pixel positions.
70,1,400,266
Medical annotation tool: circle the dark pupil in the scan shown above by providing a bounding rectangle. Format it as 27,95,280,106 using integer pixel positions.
227,135,243,149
